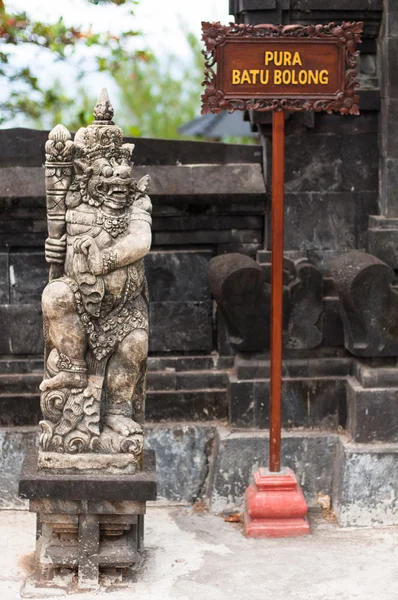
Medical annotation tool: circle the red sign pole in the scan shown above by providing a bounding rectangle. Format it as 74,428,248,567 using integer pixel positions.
269,109,285,473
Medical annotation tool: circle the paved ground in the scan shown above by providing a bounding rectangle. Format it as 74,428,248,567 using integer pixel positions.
1,507,398,600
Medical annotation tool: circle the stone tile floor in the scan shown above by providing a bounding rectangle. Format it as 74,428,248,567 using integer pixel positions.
1,507,397,600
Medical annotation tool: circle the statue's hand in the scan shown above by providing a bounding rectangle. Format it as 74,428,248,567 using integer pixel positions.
45,235,66,264
74,235,103,275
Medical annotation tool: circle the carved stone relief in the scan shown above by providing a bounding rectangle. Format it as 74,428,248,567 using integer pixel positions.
209,253,323,353
331,250,398,357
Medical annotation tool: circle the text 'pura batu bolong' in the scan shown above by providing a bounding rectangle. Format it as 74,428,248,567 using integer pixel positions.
231,51,330,86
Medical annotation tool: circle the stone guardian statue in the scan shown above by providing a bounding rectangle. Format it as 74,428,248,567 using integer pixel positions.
39,89,152,473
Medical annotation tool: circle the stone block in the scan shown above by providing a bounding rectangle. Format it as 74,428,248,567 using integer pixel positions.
0,304,43,354
0,167,45,198
153,229,262,246
347,377,398,443
147,371,177,391
9,252,47,304
234,355,351,380
285,260,323,349
228,378,256,428
19,449,157,501
0,217,47,236
0,253,9,303
0,426,38,509
384,0,398,36
152,196,264,217
341,133,378,192
147,370,227,393
210,429,339,513
175,371,227,390
209,253,271,353
0,424,218,509
357,90,380,112
146,389,227,421
320,297,345,347
243,9,282,23
367,215,398,268
238,0,276,10
29,499,145,515
148,354,233,372
382,37,398,99
236,0,276,12
0,164,265,204
312,112,378,136
216,310,234,356
149,301,213,353
145,424,216,503
280,193,357,252
331,250,398,356
127,135,262,166
292,0,382,7
0,231,46,249
228,374,346,429
0,357,43,374
379,98,398,160
152,215,263,232
354,192,378,248
285,134,342,193
379,157,398,217
333,438,398,527
0,394,41,426
0,196,46,221
136,164,265,197
0,128,47,167
144,251,212,303
216,243,262,257
354,360,398,388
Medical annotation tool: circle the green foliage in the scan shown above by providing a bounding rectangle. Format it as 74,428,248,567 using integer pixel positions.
0,1,255,143
0,0,139,125
107,33,204,138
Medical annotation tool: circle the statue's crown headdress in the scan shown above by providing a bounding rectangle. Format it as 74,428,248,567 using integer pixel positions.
73,88,134,161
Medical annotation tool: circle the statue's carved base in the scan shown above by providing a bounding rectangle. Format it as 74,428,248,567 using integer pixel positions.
37,448,143,475
19,449,156,594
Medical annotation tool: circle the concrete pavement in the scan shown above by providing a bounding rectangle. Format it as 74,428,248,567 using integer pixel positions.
1,507,397,600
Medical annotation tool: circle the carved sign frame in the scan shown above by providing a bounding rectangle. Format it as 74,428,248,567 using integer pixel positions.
201,22,363,115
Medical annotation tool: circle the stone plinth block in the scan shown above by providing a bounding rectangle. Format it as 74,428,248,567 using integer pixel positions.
19,449,156,593
333,438,398,527
331,250,398,356
244,468,310,538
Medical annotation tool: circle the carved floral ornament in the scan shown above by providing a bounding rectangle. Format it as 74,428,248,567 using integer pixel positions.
201,21,363,115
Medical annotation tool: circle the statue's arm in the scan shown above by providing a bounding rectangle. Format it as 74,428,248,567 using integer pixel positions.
102,221,152,273
76,199,152,275
101,188,153,272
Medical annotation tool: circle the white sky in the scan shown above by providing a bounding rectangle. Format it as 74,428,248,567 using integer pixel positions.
7,0,231,57
4,0,232,126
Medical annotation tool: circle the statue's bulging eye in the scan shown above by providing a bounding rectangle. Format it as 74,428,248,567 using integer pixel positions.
102,166,113,178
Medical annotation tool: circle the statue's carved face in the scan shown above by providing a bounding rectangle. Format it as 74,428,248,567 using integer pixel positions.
87,156,133,210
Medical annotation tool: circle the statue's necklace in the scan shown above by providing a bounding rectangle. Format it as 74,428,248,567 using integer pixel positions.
96,209,128,237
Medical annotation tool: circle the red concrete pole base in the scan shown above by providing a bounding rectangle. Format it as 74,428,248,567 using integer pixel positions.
244,467,310,538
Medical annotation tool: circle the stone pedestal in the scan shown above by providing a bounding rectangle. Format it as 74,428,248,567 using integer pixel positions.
19,450,156,595
244,468,310,538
